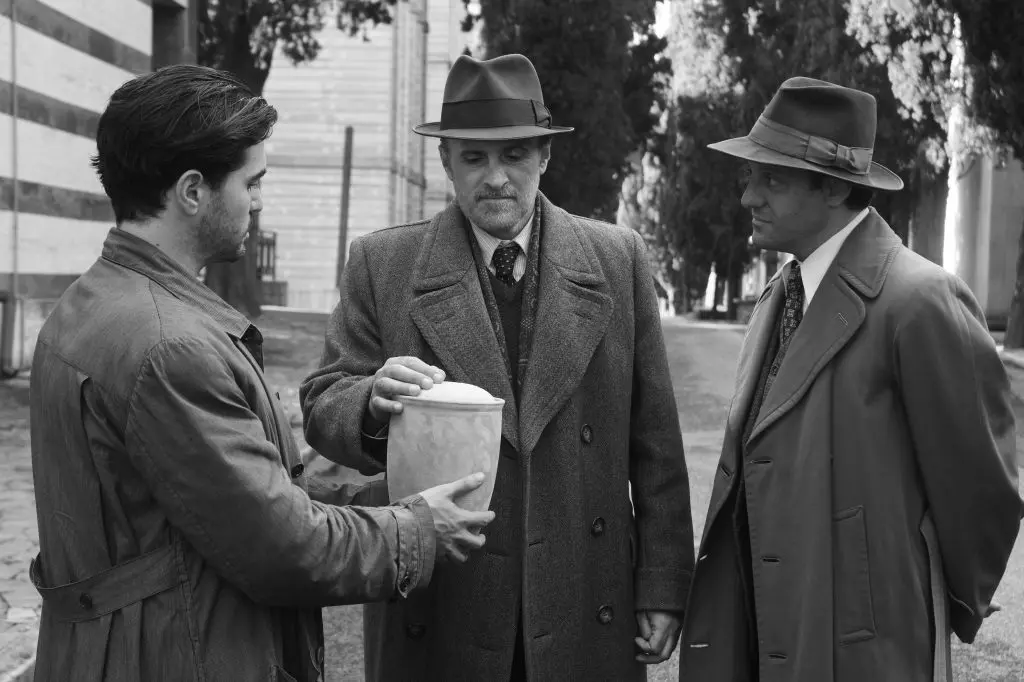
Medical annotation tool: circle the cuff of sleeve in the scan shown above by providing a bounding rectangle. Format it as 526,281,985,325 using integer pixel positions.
360,421,389,463
634,567,692,612
392,494,437,598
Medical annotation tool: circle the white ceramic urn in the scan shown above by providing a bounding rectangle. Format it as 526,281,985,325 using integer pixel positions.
386,381,505,512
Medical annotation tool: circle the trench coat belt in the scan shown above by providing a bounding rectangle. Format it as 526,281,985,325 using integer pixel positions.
920,514,952,682
29,544,179,623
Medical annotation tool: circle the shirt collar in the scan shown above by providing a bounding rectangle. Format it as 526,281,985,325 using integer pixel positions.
469,209,534,265
795,207,869,312
100,228,254,338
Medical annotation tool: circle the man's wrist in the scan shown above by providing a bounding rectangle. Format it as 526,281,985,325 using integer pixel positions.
361,408,388,439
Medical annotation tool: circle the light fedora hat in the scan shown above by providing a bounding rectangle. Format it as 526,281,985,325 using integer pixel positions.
709,76,903,191
413,53,573,140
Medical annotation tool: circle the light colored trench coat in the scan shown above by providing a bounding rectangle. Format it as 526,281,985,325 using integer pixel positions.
679,210,1023,682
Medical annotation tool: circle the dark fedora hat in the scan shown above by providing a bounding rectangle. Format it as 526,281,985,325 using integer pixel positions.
413,54,573,140
709,77,903,191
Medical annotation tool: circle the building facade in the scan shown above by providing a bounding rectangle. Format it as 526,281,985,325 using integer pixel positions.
0,0,196,374
260,0,473,311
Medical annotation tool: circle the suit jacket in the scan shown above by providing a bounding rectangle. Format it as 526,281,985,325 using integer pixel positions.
300,195,695,682
29,229,435,682
679,209,1023,682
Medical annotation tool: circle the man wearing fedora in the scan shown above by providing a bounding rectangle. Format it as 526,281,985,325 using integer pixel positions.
678,77,1022,681
300,54,694,680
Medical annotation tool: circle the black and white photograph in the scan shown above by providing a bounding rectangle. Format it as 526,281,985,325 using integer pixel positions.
0,0,1022,680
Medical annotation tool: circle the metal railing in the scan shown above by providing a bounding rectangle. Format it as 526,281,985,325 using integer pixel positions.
256,231,277,281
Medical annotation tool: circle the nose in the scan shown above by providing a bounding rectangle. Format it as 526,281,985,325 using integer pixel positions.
740,182,761,211
482,160,510,190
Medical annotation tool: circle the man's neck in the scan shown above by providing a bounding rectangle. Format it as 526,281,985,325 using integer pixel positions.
118,220,203,275
793,208,862,261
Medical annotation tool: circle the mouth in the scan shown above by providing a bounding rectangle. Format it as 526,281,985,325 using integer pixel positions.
751,217,771,227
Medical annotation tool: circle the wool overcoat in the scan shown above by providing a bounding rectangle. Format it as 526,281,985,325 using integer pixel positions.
301,195,695,682
679,210,1023,682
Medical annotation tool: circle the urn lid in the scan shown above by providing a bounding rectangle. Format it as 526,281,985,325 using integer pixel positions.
398,381,504,407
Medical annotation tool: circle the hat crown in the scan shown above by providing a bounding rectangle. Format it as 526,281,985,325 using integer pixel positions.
764,77,877,150
443,54,545,104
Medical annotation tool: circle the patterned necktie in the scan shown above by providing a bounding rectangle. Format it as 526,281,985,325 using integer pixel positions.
779,261,804,346
492,241,522,286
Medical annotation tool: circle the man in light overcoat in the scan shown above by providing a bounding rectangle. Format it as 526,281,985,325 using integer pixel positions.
678,77,1023,682
300,54,695,681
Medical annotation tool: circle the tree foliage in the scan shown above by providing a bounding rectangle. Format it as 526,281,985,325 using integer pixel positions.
462,0,670,222
645,0,955,316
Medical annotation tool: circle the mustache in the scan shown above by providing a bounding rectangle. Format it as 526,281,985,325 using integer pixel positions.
476,190,517,200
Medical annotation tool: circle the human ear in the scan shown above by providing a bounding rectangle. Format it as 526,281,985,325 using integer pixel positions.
439,143,454,182
825,177,852,208
173,170,206,217
538,139,551,174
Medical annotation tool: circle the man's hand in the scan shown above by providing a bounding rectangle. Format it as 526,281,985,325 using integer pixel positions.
419,473,496,563
366,357,445,428
635,610,683,664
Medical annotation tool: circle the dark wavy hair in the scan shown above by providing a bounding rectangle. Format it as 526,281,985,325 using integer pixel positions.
92,64,278,223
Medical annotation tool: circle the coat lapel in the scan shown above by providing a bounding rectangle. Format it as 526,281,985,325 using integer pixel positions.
747,209,903,445
518,198,614,456
725,272,785,444
409,204,521,451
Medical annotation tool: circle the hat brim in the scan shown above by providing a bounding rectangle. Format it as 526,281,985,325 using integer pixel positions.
708,136,904,192
413,122,574,140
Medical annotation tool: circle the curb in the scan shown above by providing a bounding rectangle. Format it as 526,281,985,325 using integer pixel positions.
0,657,34,682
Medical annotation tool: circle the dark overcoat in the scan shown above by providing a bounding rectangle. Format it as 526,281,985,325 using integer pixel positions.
301,195,695,682
679,210,1023,682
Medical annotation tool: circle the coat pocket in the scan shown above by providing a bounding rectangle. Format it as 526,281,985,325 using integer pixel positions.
833,505,876,644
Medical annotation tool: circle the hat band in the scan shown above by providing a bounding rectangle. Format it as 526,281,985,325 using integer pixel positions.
748,115,873,175
440,98,552,130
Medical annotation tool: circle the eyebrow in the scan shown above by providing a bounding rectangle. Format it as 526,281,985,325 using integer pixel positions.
248,168,267,183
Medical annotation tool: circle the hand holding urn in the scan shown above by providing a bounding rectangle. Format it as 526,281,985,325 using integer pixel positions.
418,473,496,563
365,356,447,430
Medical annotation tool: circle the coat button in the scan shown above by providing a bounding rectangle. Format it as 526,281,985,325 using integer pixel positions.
406,622,426,639
597,605,614,624
79,593,93,609
291,463,305,478
590,517,605,536
581,424,593,444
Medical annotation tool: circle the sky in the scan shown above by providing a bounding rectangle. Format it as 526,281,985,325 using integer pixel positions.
655,0,671,37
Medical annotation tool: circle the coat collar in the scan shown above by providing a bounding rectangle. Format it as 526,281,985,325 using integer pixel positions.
730,208,902,446
408,194,613,455
100,228,255,339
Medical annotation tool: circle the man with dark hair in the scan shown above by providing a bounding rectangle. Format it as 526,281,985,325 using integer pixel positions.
679,77,1022,682
28,64,493,682
301,54,694,681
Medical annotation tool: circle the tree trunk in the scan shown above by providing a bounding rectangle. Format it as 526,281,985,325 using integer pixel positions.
908,170,948,265
1003,214,1024,348
725,254,741,320
671,263,690,315
199,7,273,319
